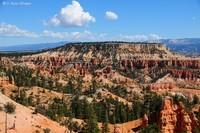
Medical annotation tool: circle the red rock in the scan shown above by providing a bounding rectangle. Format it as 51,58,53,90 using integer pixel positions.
159,98,192,133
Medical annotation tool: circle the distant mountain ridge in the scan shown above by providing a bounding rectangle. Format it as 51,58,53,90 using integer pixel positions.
0,41,67,52
0,38,200,55
161,38,200,55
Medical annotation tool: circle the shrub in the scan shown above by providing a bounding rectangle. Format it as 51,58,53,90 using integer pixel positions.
43,128,51,133
140,123,159,133
4,102,16,114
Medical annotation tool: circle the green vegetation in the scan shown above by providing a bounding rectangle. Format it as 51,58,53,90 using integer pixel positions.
102,110,109,133
107,85,128,99
11,89,33,106
46,97,70,121
140,123,159,133
4,102,16,114
143,92,162,123
83,104,100,133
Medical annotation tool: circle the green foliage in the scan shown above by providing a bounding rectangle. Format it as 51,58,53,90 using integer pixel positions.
132,101,143,119
3,65,64,92
102,110,110,133
140,123,159,133
83,104,100,133
172,94,192,110
71,96,83,119
114,101,128,123
71,96,135,124
193,95,199,105
12,88,33,106
143,92,162,123
35,104,46,115
89,79,98,94
64,80,75,94
4,102,16,114
46,97,70,121
107,85,127,98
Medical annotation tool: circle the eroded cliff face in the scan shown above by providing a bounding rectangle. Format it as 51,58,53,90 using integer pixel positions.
159,98,192,133
120,59,200,81
120,59,200,69
160,98,177,133
0,77,10,86
1,43,199,92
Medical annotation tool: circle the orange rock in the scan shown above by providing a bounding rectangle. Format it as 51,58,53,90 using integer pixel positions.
159,98,192,133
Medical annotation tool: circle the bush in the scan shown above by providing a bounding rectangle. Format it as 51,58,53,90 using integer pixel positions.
43,128,51,133
4,102,16,114
140,123,159,133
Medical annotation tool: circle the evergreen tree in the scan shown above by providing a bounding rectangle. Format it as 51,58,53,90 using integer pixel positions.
83,98,90,119
84,104,100,133
71,96,82,118
102,110,109,133
140,123,159,133
65,80,74,94
91,79,98,93
132,101,143,119
193,95,199,105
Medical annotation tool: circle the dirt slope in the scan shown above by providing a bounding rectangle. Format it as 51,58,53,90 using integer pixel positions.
0,93,68,133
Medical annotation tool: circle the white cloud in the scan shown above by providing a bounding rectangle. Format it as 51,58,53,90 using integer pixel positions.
43,30,69,39
42,30,101,41
0,23,38,37
0,23,162,43
117,34,162,42
46,1,95,27
105,11,118,21
42,31,162,42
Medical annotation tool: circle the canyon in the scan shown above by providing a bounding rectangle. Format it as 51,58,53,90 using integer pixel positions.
0,42,200,133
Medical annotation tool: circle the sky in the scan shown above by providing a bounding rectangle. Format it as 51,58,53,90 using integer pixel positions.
0,0,200,46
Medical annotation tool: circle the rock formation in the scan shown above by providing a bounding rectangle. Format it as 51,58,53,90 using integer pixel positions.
175,102,192,133
0,77,10,87
159,98,192,133
120,59,200,70
160,98,177,133
170,69,198,81
149,83,176,91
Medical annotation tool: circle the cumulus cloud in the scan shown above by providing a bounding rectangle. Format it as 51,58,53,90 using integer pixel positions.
0,23,38,37
105,11,118,20
46,1,95,27
117,34,162,42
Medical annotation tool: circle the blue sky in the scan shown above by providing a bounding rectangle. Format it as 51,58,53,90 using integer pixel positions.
0,0,200,45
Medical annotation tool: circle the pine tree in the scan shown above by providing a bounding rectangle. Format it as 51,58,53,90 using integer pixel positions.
132,101,143,119
84,104,100,133
112,111,117,133
71,96,82,118
91,79,98,93
102,110,109,133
